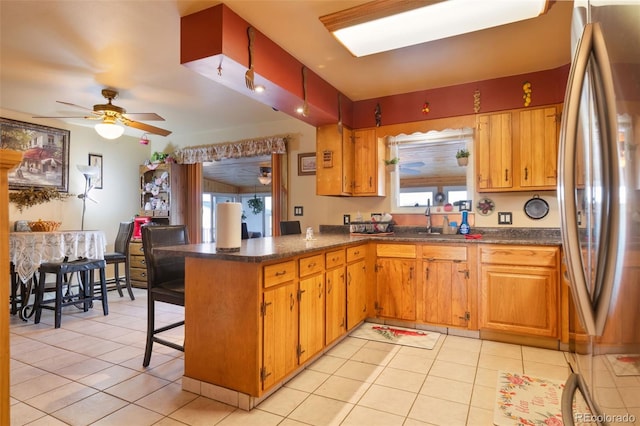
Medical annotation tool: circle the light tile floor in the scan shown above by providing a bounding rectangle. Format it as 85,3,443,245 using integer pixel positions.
9,288,571,425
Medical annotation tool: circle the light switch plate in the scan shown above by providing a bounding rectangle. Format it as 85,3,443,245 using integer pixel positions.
294,206,303,216
498,212,512,225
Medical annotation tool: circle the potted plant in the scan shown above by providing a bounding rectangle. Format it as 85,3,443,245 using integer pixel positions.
247,195,264,215
384,157,400,172
456,149,470,166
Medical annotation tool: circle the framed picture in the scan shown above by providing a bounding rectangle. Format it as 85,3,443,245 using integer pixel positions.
1,117,70,192
88,153,103,189
298,152,316,176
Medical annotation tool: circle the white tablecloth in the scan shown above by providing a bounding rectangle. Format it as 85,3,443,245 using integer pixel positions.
9,230,107,283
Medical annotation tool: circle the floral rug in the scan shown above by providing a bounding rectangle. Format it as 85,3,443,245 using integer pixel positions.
606,354,640,376
494,371,565,426
349,323,440,350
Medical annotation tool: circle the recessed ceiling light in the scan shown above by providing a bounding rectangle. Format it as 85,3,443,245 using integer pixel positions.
321,0,550,57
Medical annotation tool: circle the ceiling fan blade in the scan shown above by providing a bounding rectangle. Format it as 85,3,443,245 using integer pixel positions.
56,100,100,114
120,117,172,136
32,115,91,119
123,112,165,121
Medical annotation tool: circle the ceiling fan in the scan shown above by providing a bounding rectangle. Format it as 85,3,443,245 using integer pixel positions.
34,89,172,137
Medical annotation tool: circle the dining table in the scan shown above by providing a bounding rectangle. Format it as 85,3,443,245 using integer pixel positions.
9,230,107,320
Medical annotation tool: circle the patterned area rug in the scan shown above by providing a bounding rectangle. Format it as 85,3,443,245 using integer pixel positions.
606,354,640,376
494,371,565,426
349,323,440,350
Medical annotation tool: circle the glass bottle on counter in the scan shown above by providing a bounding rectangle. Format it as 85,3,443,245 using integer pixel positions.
459,211,470,235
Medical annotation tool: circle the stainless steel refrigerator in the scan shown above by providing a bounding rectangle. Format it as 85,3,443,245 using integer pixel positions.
558,0,640,424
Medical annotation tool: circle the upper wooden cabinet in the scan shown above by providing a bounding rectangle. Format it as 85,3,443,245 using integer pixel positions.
316,126,385,196
353,128,385,196
477,112,513,191
316,124,353,196
476,105,560,192
517,107,559,190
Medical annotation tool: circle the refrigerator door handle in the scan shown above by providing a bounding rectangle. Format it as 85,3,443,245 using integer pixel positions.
558,23,597,335
561,374,579,426
590,22,621,336
558,22,620,337
562,373,603,426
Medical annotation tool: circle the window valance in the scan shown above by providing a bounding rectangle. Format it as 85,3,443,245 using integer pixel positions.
174,136,288,164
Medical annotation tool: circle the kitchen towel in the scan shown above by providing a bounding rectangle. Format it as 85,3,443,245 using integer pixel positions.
215,202,242,252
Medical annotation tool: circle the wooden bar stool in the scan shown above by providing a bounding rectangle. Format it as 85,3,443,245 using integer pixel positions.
33,258,108,328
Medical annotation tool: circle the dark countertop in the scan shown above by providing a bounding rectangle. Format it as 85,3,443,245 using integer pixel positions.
158,227,561,263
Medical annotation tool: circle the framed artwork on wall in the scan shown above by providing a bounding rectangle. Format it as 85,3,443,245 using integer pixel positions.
88,153,103,189
1,117,70,192
298,152,316,176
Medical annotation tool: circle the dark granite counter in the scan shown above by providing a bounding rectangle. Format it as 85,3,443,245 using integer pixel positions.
159,226,561,263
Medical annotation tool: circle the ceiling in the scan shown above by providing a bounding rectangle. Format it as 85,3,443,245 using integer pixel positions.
0,0,573,189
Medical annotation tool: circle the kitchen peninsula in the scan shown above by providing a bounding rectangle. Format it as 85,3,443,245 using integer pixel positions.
159,229,562,410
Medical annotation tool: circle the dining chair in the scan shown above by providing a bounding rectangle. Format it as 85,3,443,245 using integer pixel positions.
141,224,188,367
104,221,135,300
33,257,108,328
280,220,301,235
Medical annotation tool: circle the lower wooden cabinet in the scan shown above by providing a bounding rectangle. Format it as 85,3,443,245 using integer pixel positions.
375,244,417,321
479,245,560,338
262,281,298,390
420,245,471,328
325,249,346,345
346,245,367,330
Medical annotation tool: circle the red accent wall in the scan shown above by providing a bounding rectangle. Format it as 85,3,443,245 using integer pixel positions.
352,65,570,129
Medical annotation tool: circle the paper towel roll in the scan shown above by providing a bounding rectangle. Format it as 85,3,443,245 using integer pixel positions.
215,202,242,252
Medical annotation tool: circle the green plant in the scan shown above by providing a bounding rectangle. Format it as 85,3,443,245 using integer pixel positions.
151,152,169,163
247,195,264,215
384,157,400,165
456,149,470,159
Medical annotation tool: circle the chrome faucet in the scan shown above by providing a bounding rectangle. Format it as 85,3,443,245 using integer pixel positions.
424,199,432,233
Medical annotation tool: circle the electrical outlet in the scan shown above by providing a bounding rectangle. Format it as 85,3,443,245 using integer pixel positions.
498,212,512,225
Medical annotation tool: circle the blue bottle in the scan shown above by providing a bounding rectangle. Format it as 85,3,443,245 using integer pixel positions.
459,211,470,235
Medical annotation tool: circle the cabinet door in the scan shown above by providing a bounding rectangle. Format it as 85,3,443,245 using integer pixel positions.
480,264,558,337
353,129,384,196
376,258,416,320
346,259,367,330
422,260,469,327
298,274,324,364
325,267,346,345
316,125,353,196
519,107,558,189
477,113,512,191
262,281,298,390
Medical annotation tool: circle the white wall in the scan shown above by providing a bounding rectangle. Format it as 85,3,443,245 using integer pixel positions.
3,109,150,249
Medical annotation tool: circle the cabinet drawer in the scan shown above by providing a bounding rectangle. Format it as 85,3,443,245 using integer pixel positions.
347,245,366,262
129,254,146,269
130,267,148,282
422,245,467,261
376,243,416,258
299,254,324,277
130,241,144,256
326,249,345,269
264,261,296,288
480,245,558,267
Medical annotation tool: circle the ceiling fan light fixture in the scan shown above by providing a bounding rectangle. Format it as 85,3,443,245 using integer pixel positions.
95,121,125,139
258,166,272,185
321,0,549,57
